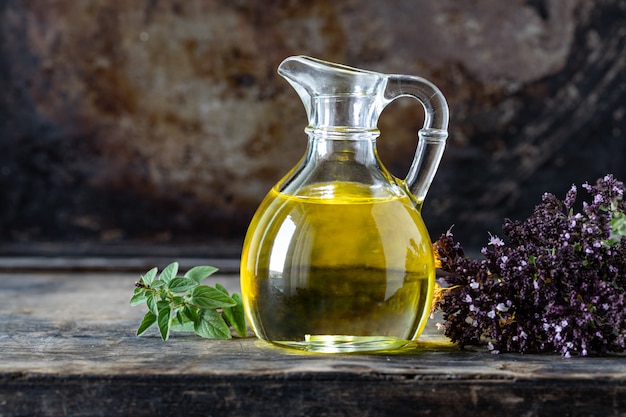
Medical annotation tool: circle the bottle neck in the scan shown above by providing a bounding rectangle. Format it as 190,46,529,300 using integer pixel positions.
276,126,398,198
310,96,381,130
305,127,380,166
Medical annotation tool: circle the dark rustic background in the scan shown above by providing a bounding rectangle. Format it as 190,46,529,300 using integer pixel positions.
1,0,625,255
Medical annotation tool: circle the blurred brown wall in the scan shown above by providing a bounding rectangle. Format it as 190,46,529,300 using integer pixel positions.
1,0,625,252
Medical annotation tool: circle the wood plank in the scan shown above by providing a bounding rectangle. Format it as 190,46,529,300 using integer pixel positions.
0,241,243,272
0,271,624,416
0,256,241,273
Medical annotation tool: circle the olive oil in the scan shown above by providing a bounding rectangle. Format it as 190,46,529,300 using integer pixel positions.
241,181,435,353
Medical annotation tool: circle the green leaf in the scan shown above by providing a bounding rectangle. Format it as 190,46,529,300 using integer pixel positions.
168,277,199,293
157,301,173,341
214,283,229,295
151,280,166,289
142,267,158,286
136,311,157,336
182,305,198,323
159,262,179,285
222,293,247,337
175,309,189,324
190,286,237,309
146,293,157,315
171,310,195,332
171,295,186,307
214,284,246,336
130,288,147,306
184,266,219,284
610,211,626,244
172,320,195,332
194,308,231,339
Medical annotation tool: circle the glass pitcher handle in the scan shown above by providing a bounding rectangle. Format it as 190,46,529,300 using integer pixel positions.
384,75,449,207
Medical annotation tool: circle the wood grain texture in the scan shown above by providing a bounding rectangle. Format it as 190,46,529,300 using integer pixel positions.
1,271,625,416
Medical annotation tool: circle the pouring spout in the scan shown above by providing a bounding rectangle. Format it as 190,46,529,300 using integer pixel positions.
278,56,387,130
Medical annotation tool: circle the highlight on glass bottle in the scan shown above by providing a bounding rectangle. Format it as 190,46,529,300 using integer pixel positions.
241,56,449,353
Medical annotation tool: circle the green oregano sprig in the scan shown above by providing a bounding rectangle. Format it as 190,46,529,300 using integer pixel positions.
130,262,247,341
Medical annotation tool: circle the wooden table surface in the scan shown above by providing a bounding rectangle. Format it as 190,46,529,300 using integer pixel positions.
1,267,625,417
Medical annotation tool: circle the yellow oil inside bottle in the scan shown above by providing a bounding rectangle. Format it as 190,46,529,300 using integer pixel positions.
240,181,435,353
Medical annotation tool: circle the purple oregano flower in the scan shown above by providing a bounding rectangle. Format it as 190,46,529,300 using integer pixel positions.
434,174,626,357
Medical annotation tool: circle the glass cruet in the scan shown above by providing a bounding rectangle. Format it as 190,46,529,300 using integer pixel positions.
240,55,449,353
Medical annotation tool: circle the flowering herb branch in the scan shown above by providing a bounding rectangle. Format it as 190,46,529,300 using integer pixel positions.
433,174,626,357
130,262,247,341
